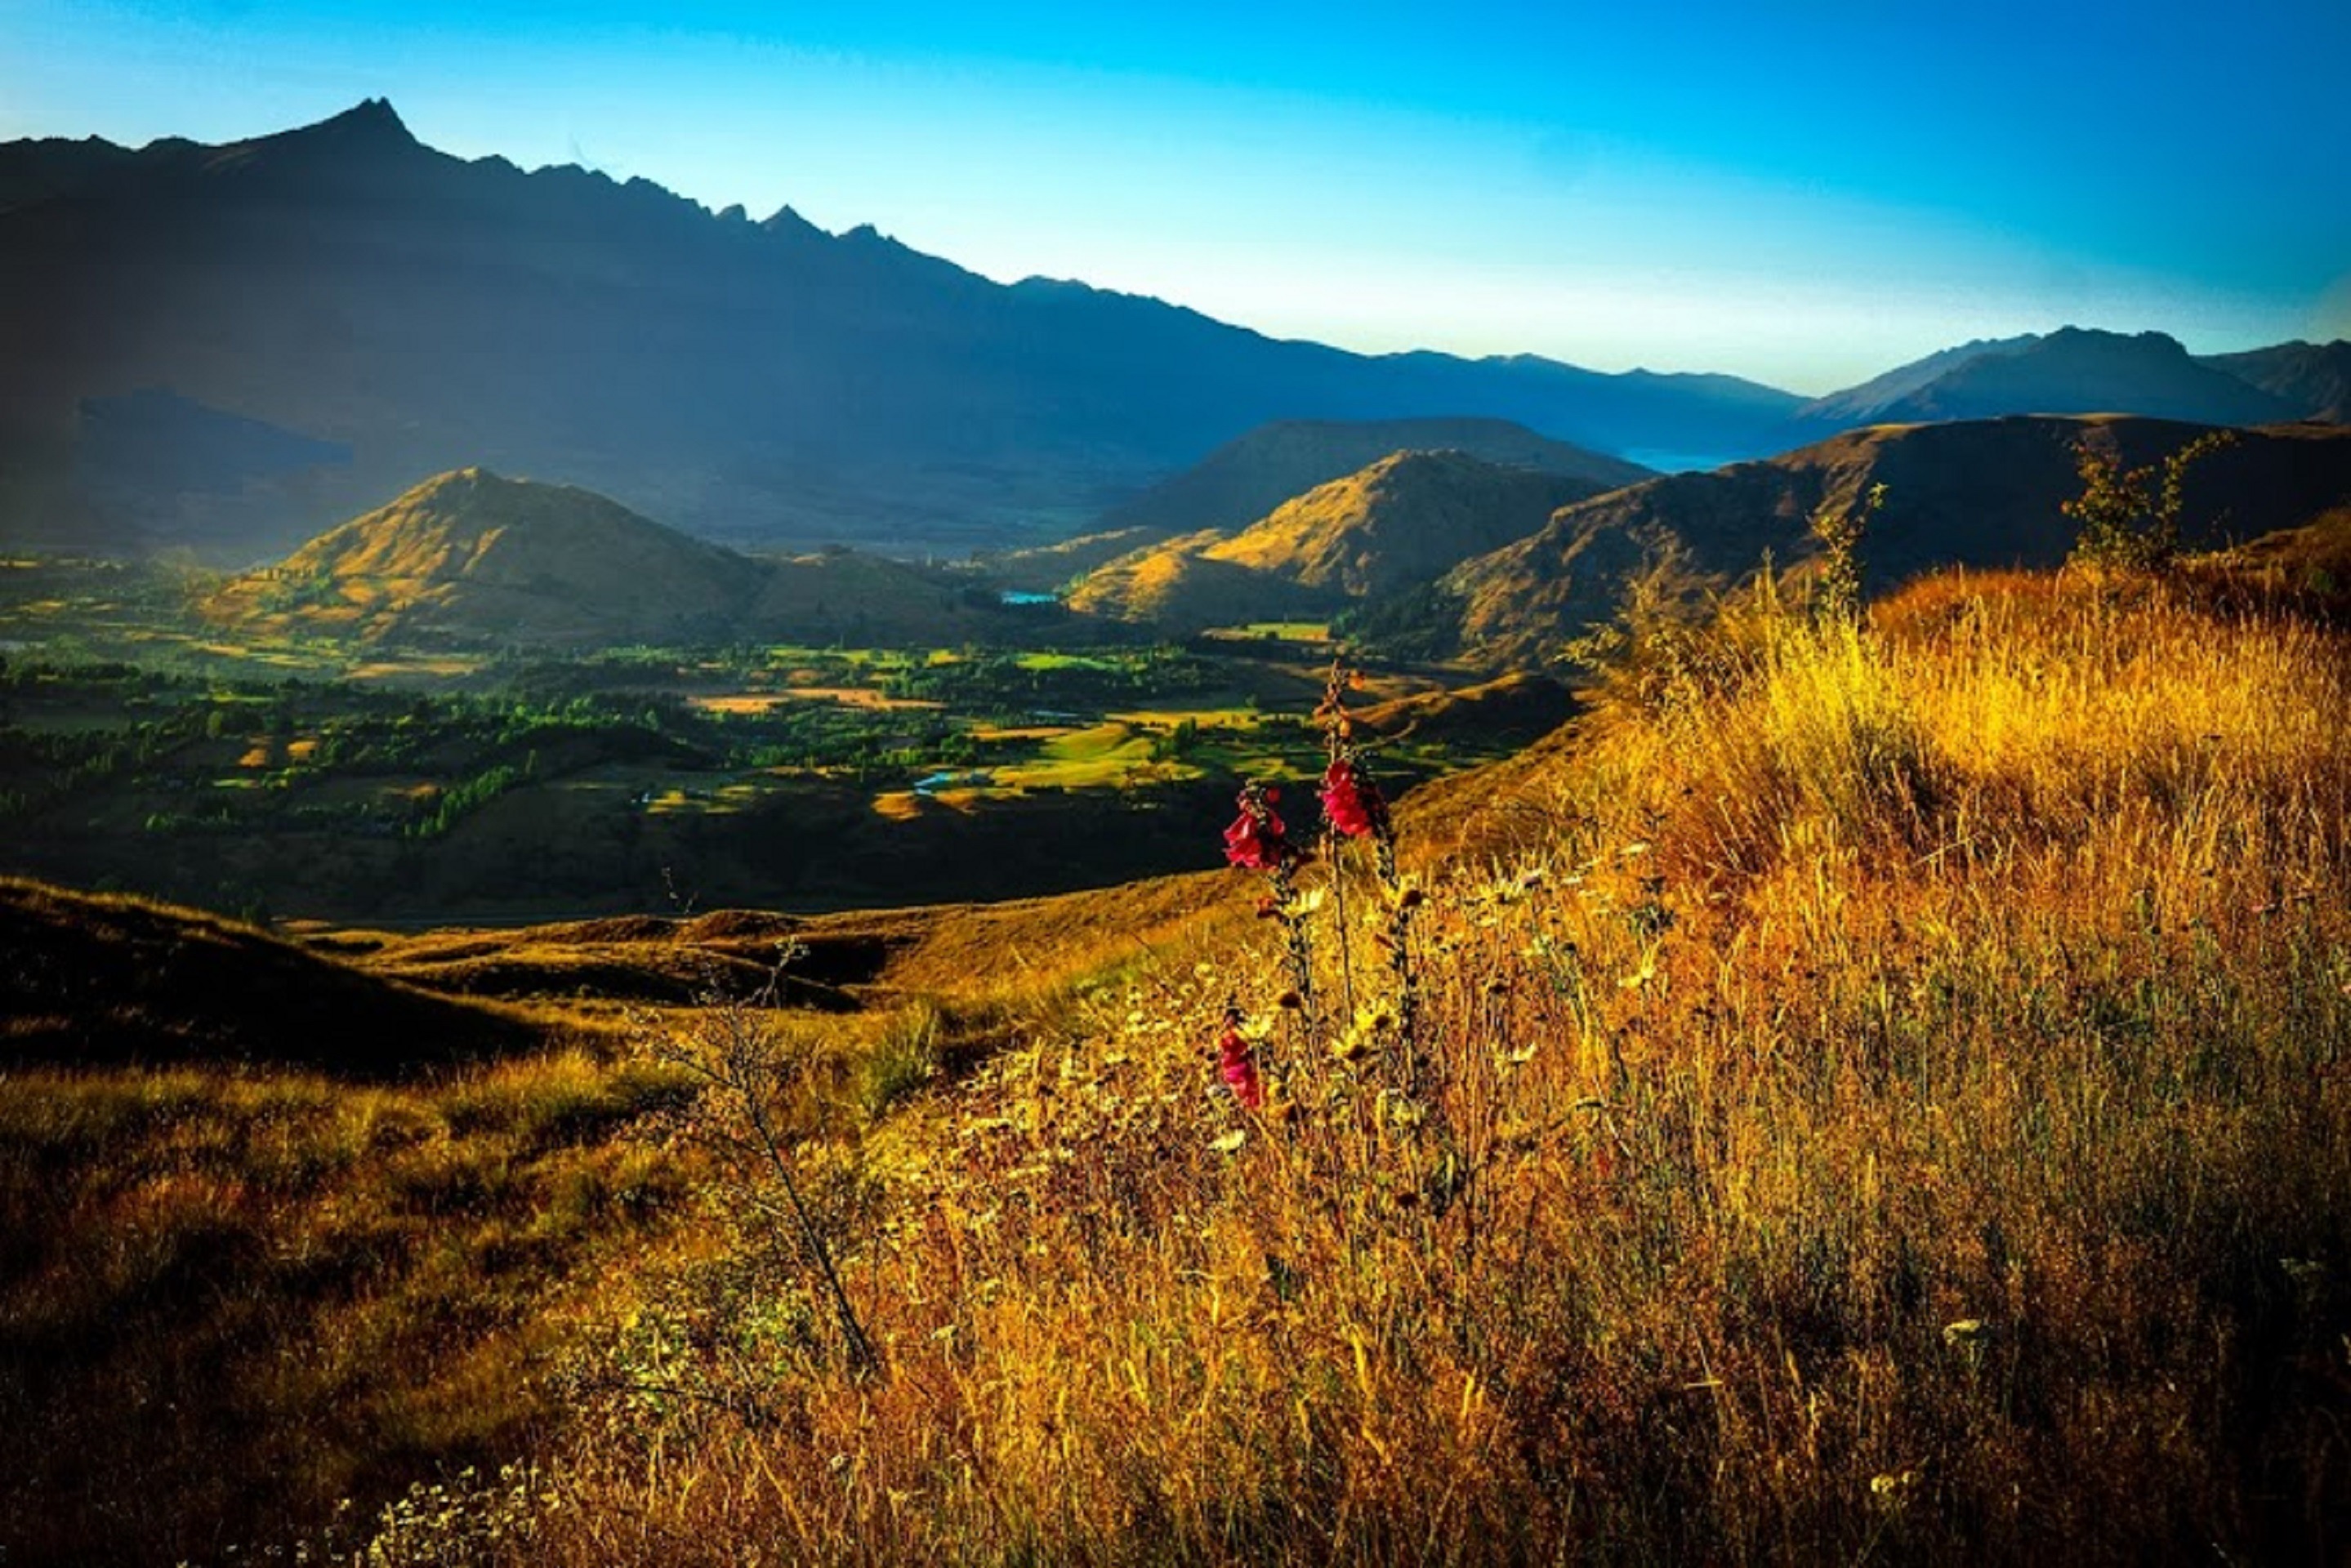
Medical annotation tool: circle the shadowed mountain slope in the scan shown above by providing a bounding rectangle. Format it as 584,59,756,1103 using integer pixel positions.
1791,334,2041,426
1439,416,2351,664
2199,340,2351,422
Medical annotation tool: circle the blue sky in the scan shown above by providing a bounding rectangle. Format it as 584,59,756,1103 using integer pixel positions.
4,0,2344,394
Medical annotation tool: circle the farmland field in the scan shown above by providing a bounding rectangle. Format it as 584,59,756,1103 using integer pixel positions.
0,558,1564,922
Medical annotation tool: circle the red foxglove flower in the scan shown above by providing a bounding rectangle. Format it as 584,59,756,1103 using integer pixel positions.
1222,785,1289,871
1216,1022,1264,1109
1318,756,1381,839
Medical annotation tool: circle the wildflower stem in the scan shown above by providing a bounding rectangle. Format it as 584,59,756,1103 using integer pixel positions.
1329,828,1358,1023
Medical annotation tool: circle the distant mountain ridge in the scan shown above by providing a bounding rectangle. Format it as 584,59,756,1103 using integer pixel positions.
1787,327,2335,443
0,100,1799,561
1791,335,2041,425
2199,341,2351,422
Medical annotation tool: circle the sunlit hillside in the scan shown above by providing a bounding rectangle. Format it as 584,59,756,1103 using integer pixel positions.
207,467,758,645
1434,416,2351,666
203,466,1036,649
1072,450,1602,630
1098,416,1654,537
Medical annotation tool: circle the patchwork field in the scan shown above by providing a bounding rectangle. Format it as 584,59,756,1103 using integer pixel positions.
0,559,1555,923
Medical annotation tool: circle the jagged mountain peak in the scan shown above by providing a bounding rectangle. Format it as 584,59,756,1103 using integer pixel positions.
212,96,422,166
309,97,414,142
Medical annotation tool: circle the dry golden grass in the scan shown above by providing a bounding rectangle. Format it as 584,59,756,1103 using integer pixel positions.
17,564,2351,1564
0,867,1254,1561
505,566,2351,1564
0,1050,693,1564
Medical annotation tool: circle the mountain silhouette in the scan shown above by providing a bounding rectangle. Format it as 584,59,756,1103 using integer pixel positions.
1783,329,2296,446
2198,340,2351,422
1791,334,2042,425
0,103,1800,560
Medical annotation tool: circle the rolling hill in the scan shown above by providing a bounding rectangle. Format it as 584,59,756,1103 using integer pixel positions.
1068,449,1608,630
0,100,1799,560
206,467,1034,647
207,467,761,645
1434,416,2351,664
1096,416,1653,536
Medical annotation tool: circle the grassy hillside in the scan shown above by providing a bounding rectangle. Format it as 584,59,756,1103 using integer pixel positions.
1064,528,1327,629
1100,416,1653,537
12,556,2351,1561
207,468,760,645
1202,451,1603,595
79,554,2245,1561
1436,416,2351,665
516,561,2351,1563
203,468,1038,650
0,874,1238,1564
0,883,685,1561
1073,451,1603,631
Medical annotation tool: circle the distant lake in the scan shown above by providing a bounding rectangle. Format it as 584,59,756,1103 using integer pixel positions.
999,590,1061,606
1622,449,1734,474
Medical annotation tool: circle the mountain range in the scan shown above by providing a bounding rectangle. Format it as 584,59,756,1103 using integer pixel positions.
210,412,2351,666
1781,328,2302,435
6,100,2343,564
0,101,1791,561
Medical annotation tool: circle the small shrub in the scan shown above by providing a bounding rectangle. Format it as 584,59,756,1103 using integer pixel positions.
1809,480,1885,626
2064,429,2236,576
